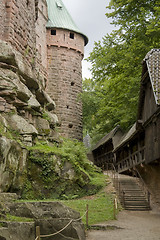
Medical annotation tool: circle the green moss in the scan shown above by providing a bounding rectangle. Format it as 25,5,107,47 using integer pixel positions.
6,214,33,222
42,112,51,122
22,138,105,200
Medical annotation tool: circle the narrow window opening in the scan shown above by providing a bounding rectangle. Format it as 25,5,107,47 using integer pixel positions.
27,0,29,6
71,82,75,86
70,33,74,39
68,124,73,129
51,29,56,35
66,105,69,109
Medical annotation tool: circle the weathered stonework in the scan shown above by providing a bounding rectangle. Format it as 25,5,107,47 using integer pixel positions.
0,0,87,141
47,45,83,140
0,40,58,147
35,0,48,72
0,0,36,66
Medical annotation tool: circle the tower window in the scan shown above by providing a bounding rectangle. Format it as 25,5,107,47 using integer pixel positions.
70,33,74,39
71,82,75,86
51,30,56,35
68,124,73,129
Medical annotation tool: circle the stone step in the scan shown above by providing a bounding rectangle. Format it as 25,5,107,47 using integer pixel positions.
118,176,151,211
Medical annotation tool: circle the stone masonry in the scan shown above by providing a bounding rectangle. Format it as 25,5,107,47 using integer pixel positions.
47,28,85,140
0,0,88,141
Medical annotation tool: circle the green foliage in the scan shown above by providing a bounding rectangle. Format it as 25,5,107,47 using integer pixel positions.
0,121,19,141
22,138,105,200
62,190,118,226
6,214,33,222
83,0,160,145
42,111,51,122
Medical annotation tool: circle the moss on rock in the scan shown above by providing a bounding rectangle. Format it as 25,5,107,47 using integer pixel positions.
21,138,105,200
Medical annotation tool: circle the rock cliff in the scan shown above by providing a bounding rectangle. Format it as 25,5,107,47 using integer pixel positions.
0,40,91,240
0,40,59,193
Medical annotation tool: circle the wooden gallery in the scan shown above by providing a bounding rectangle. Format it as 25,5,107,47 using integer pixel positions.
92,49,160,208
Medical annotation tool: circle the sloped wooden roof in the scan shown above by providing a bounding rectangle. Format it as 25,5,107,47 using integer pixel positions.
113,123,137,152
143,49,160,105
92,126,120,151
137,49,160,120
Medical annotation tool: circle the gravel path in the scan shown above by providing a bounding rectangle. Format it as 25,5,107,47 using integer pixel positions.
86,210,160,240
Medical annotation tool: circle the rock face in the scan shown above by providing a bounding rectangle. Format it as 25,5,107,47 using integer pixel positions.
0,41,58,145
0,136,27,193
0,198,86,240
0,40,59,193
0,39,88,240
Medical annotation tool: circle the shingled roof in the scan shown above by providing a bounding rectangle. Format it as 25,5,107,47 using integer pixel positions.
92,126,120,151
143,49,160,105
46,0,88,45
113,123,137,152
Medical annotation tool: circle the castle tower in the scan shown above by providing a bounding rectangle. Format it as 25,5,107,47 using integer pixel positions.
46,0,88,141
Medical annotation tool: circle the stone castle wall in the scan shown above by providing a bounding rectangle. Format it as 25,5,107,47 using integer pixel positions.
35,0,48,70
0,0,6,39
46,28,84,141
0,0,36,66
47,45,83,140
0,1,85,141
47,28,85,55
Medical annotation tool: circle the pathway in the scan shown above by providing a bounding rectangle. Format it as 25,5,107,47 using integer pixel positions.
86,210,160,240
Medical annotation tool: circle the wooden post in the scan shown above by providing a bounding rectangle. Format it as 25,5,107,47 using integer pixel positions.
86,204,89,228
36,226,40,240
114,198,118,219
148,191,150,206
122,191,125,208
113,198,116,219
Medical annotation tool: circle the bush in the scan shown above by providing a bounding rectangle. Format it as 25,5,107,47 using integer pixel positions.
22,138,105,200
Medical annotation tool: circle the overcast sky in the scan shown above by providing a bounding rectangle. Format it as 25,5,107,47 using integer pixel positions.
63,0,113,78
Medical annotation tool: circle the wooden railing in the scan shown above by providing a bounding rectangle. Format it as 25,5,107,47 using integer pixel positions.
116,147,145,173
134,167,151,207
94,151,114,170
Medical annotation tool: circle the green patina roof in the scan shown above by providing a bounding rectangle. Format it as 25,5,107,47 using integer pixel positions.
46,0,88,45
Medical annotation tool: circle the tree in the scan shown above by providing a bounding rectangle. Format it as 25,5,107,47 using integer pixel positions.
84,0,160,143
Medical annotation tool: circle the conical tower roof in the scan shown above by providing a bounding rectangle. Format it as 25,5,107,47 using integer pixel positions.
46,0,88,45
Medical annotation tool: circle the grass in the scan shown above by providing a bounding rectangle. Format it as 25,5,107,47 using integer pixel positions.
5,214,34,222
17,188,118,226
17,175,120,226
61,188,118,226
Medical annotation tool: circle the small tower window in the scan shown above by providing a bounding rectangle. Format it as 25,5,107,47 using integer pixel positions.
70,33,74,39
51,29,56,35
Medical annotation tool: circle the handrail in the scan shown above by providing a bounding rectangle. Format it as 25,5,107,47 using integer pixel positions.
134,167,151,205
116,147,145,172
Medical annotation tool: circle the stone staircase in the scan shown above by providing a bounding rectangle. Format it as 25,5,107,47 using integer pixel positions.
118,176,151,211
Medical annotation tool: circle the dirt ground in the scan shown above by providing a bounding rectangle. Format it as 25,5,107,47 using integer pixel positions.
86,210,160,240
